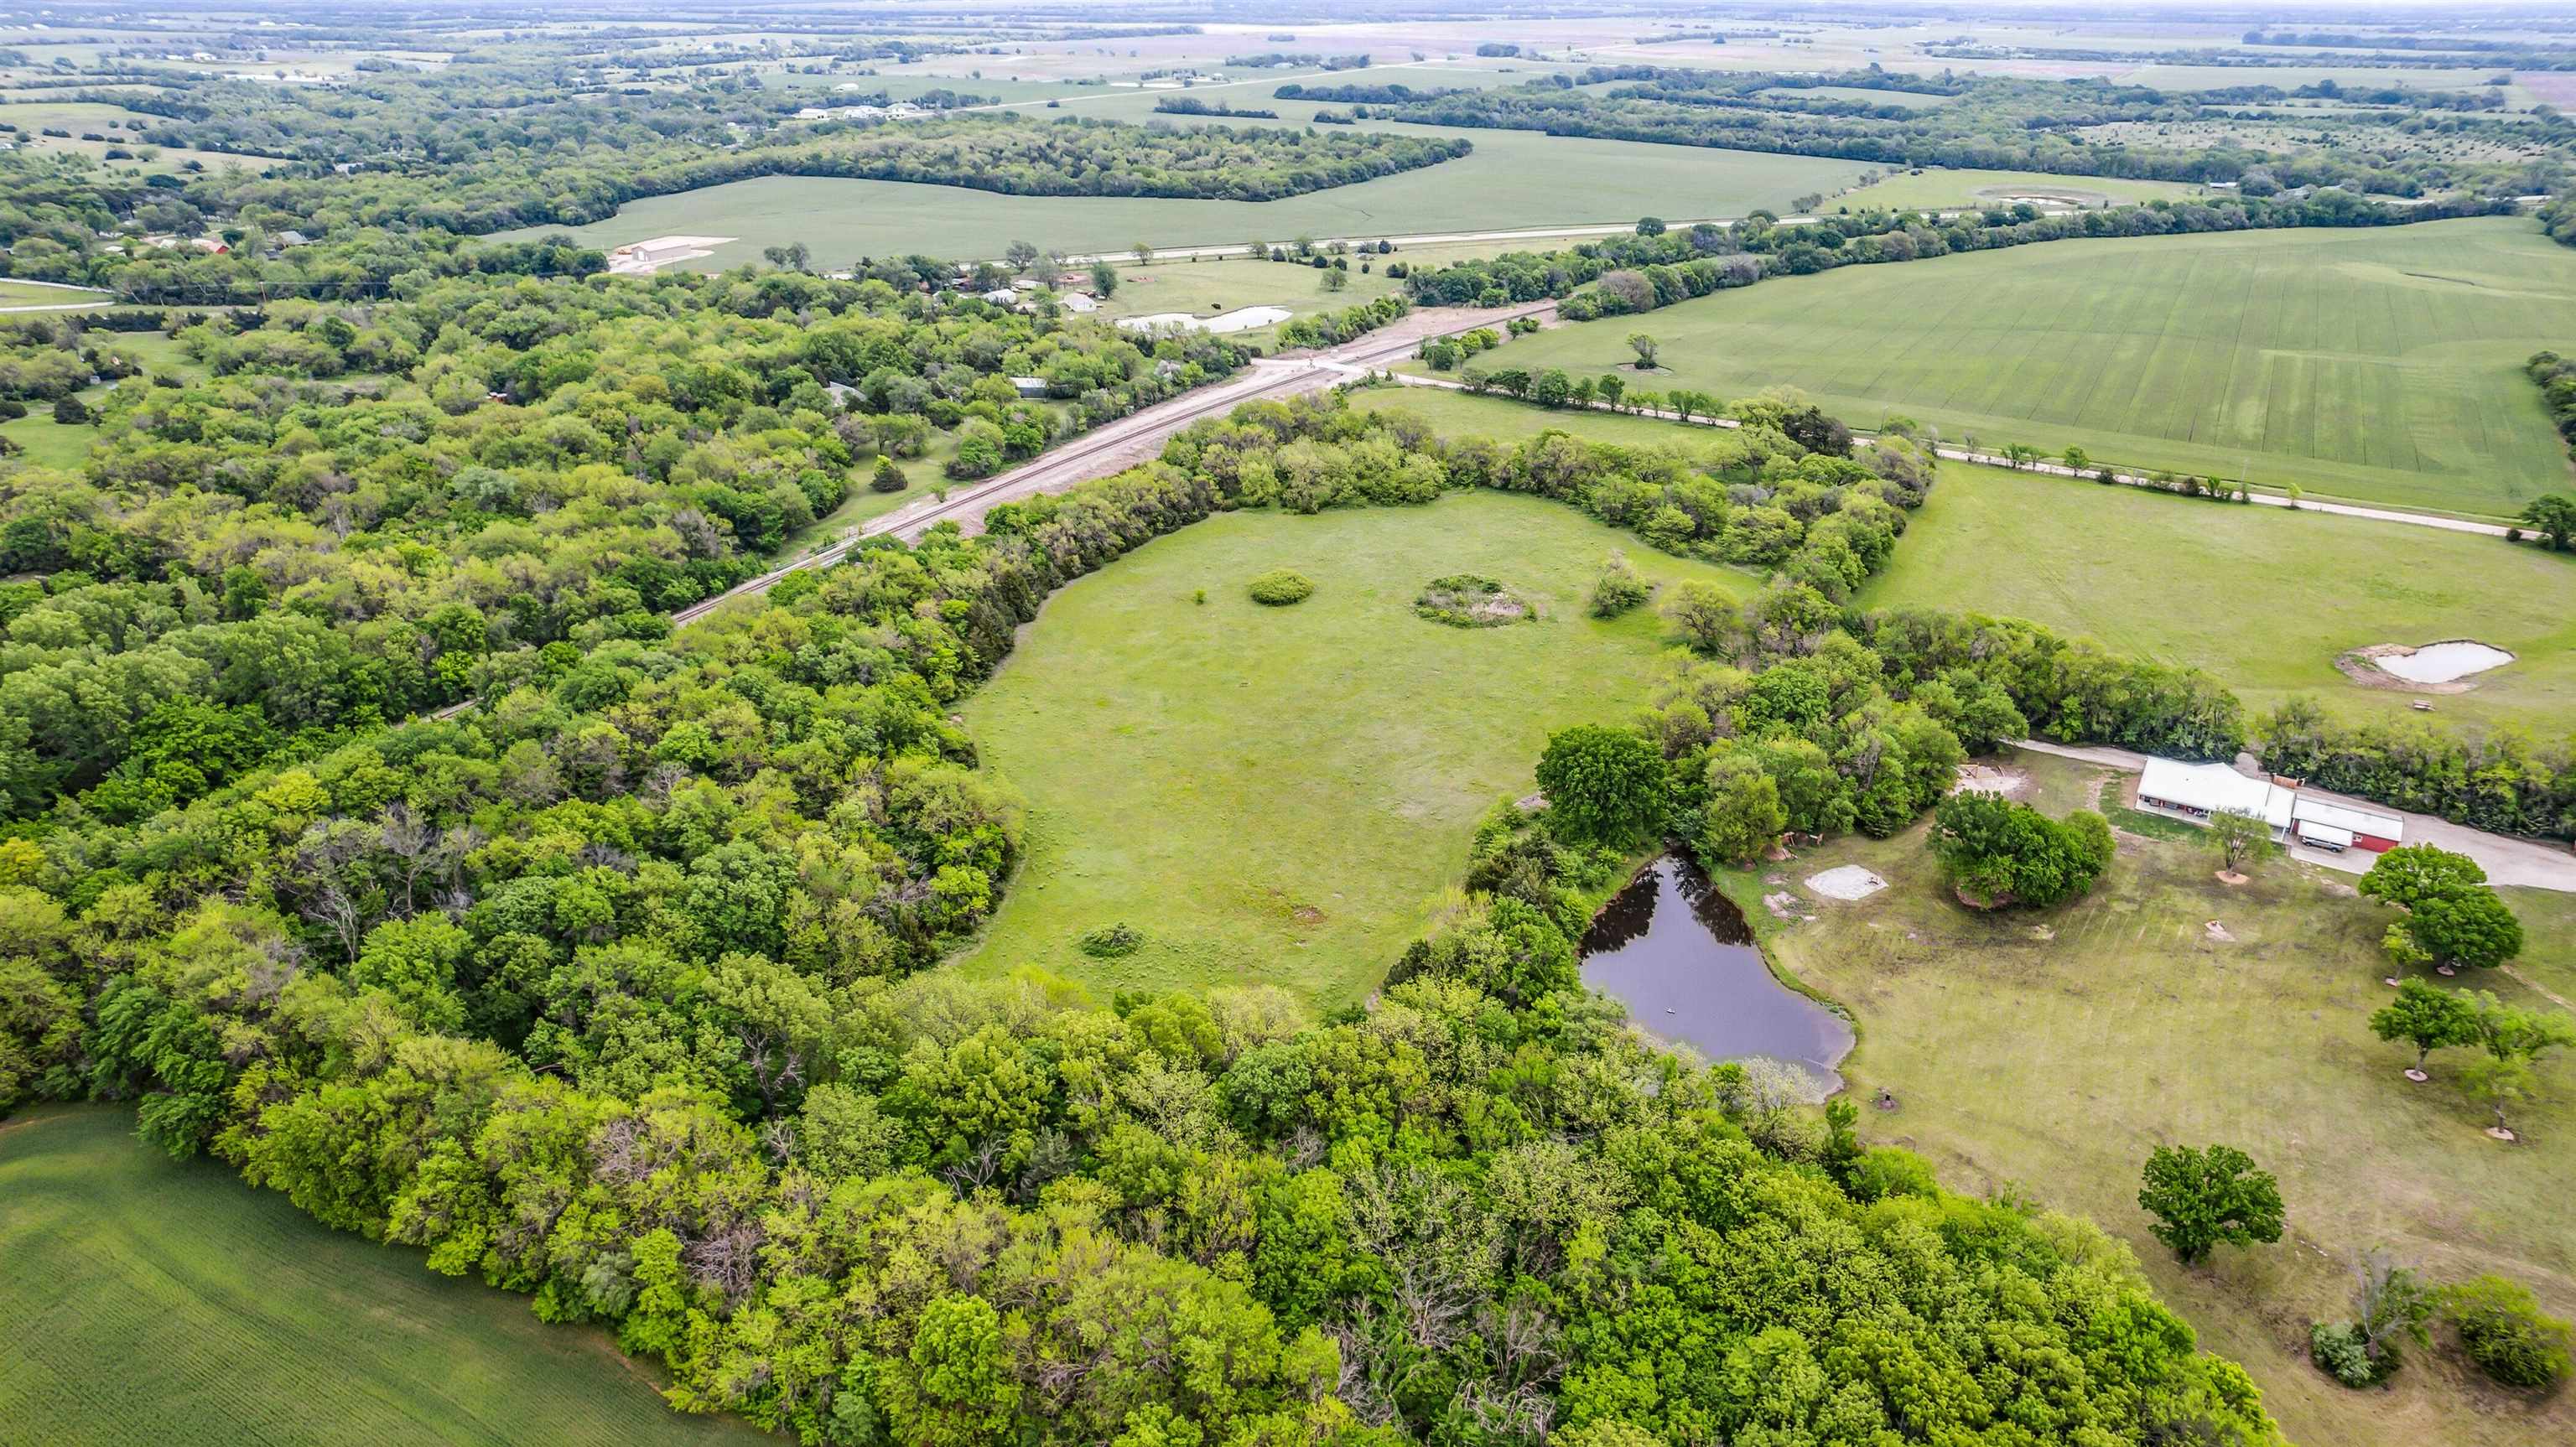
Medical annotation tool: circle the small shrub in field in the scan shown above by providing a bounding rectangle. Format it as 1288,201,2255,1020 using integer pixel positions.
2444,1275,2575,1390
2310,1322,2381,1387
1248,569,1313,605
1588,551,1649,618
1416,574,1532,627
1077,923,1144,957
869,456,905,493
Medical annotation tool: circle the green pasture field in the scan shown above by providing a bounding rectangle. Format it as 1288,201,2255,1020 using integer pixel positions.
491,127,1870,268
1821,165,2208,213
1862,459,2576,734
1478,217,2576,517
1344,391,2576,733
0,1107,758,1445
0,278,108,308
1723,746,2576,1447
953,490,1757,1008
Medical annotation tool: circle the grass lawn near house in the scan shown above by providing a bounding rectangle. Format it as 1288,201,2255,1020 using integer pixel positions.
952,490,1758,1009
1482,217,2576,519
0,1106,762,1446
1714,745,2576,1447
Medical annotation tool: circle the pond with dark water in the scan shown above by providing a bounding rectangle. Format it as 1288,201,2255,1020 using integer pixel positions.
1579,854,1854,1096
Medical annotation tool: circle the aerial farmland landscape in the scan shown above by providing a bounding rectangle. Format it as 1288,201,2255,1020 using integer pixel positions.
1,3,2573,1445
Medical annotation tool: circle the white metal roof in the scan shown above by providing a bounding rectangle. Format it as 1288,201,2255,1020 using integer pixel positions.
2136,757,2294,828
2291,796,2403,842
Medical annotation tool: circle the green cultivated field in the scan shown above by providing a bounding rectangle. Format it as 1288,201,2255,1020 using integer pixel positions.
1481,217,2576,516
1729,747,2576,1447
0,1107,756,1446
956,490,1755,1007
495,129,1868,268
1863,459,2576,732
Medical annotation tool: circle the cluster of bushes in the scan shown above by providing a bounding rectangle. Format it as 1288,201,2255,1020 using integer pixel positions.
1275,292,1409,350
1412,573,1530,627
2523,349,2576,457
1415,324,1499,371
1152,98,1278,119
1246,568,1312,605
1929,790,2115,907
2310,1257,2573,1393
1224,50,1368,69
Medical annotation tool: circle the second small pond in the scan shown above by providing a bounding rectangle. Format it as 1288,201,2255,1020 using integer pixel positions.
1580,854,1854,1096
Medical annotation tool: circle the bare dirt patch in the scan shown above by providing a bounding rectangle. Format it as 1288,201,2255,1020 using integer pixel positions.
1951,762,2031,798
1805,864,1888,901
2334,640,2515,694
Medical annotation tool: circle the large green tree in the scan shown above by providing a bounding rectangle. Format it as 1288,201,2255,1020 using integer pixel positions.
2137,1143,2285,1265
1535,724,1668,846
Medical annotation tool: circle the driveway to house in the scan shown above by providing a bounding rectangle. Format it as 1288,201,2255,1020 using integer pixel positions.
2013,739,2576,892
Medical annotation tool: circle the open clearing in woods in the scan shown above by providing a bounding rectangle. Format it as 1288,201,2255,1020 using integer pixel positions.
1480,217,2576,518
0,1107,760,1446
1718,745,2576,1447
953,490,1757,1008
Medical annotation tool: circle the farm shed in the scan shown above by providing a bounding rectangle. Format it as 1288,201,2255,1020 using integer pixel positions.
2291,796,2403,853
2135,758,2293,837
1010,376,1050,398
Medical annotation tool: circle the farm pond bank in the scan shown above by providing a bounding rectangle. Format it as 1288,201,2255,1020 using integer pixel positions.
1580,854,1854,1096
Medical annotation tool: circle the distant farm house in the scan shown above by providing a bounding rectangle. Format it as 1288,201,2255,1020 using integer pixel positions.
605,235,733,275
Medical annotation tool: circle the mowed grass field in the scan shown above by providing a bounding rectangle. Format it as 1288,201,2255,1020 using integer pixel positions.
1721,747,2576,1447
1863,459,2576,733
954,490,1757,1007
493,129,1870,269
1823,165,2210,213
0,1107,759,1446
1482,217,2576,517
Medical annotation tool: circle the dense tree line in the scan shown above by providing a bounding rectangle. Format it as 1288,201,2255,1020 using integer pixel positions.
1344,66,2565,200
1407,190,2511,319
197,115,1475,237
0,267,1246,817
2258,698,2576,841
1274,82,1461,104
